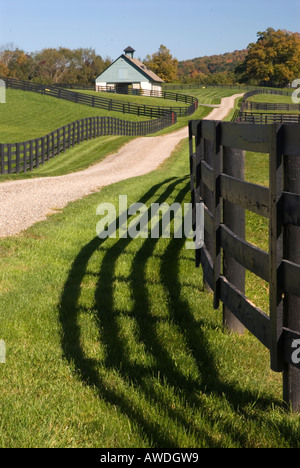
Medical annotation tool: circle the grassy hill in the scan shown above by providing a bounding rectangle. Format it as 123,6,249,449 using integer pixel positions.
0,87,214,178
1,85,300,447
0,89,152,143
1,137,299,448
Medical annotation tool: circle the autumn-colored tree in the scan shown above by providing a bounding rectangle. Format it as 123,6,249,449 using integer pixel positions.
0,48,37,80
144,45,178,82
236,28,300,87
0,45,112,85
177,50,247,84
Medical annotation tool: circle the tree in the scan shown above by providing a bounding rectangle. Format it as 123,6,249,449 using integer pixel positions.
144,45,178,82
28,48,112,84
0,48,37,80
236,28,300,87
63,48,111,84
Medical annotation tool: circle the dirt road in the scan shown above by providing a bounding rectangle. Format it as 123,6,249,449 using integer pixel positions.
0,93,243,237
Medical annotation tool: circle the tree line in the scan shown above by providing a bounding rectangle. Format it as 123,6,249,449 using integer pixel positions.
0,46,111,85
179,28,300,87
1,29,300,87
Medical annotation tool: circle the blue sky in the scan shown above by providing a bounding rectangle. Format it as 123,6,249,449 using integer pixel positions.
0,0,299,61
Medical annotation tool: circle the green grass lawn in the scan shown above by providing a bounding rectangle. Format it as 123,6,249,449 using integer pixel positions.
248,94,295,104
245,92,300,114
79,89,192,108
0,86,245,145
0,89,151,143
0,88,212,180
174,86,247,105
1,85,299,447
1,137,300,448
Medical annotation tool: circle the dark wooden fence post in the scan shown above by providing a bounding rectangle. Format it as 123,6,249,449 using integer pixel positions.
269,124,284,372
213,123,222,309
7,145,11,174
222,146,246,334
283,153,300,411
203,138,214,291
0,144,4,174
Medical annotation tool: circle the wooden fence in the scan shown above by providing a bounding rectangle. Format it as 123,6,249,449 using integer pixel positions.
189,119,300,411
236,88,298,124
1,76,198,118
0,114,176,174
96,85,198,116
237,112,300,124
244,101,300,112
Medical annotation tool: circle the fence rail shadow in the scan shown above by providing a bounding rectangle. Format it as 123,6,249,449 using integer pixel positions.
58,176,285,447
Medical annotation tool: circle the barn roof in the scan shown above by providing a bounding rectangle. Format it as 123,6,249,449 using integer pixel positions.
96,48,164,84
124,55,164,83
124,46,135,54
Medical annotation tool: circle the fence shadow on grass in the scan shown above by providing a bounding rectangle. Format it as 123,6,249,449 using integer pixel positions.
59,176,287,448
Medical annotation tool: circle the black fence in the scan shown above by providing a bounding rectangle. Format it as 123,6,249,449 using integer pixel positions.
163,84,261,91
96,85,198,117
189,119,300,411
236,88,298,124
238,112,300,124
53,83,95,90
1,77,198,118
244,101,300,112
163,83,293,91
0,114,176,174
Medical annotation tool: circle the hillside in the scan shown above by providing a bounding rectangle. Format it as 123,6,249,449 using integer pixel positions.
0,89,159,143
177,49,248,82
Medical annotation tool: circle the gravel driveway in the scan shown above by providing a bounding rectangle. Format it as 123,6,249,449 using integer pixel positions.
0,94,243,237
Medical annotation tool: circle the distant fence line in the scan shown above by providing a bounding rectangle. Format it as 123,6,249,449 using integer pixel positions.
189,119,300,411
53,83,95,90
1,76,198,119
236,88,298,124
95,85,198,116
163,83,291,91
237,112,300,124
53,82,258,91
243,101,300,112
0,114,176,175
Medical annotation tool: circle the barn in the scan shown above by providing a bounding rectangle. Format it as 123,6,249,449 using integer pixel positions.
95,46,164,94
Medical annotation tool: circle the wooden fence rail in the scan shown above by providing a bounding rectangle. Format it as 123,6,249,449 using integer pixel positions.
237,112,300,124
244,101,300,112
236,88,298,124
1,76,198,118
0,114,176,174
189,119,300,411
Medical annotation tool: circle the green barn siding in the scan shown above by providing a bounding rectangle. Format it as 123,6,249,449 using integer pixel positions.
96,57,150,84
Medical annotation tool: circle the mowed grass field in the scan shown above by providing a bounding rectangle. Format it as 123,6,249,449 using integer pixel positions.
172,86,247,104
0,88,212,179
0,88,195,144
0,89,151,143
1,86,299,447
247,93,294,104
1,137,300,448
